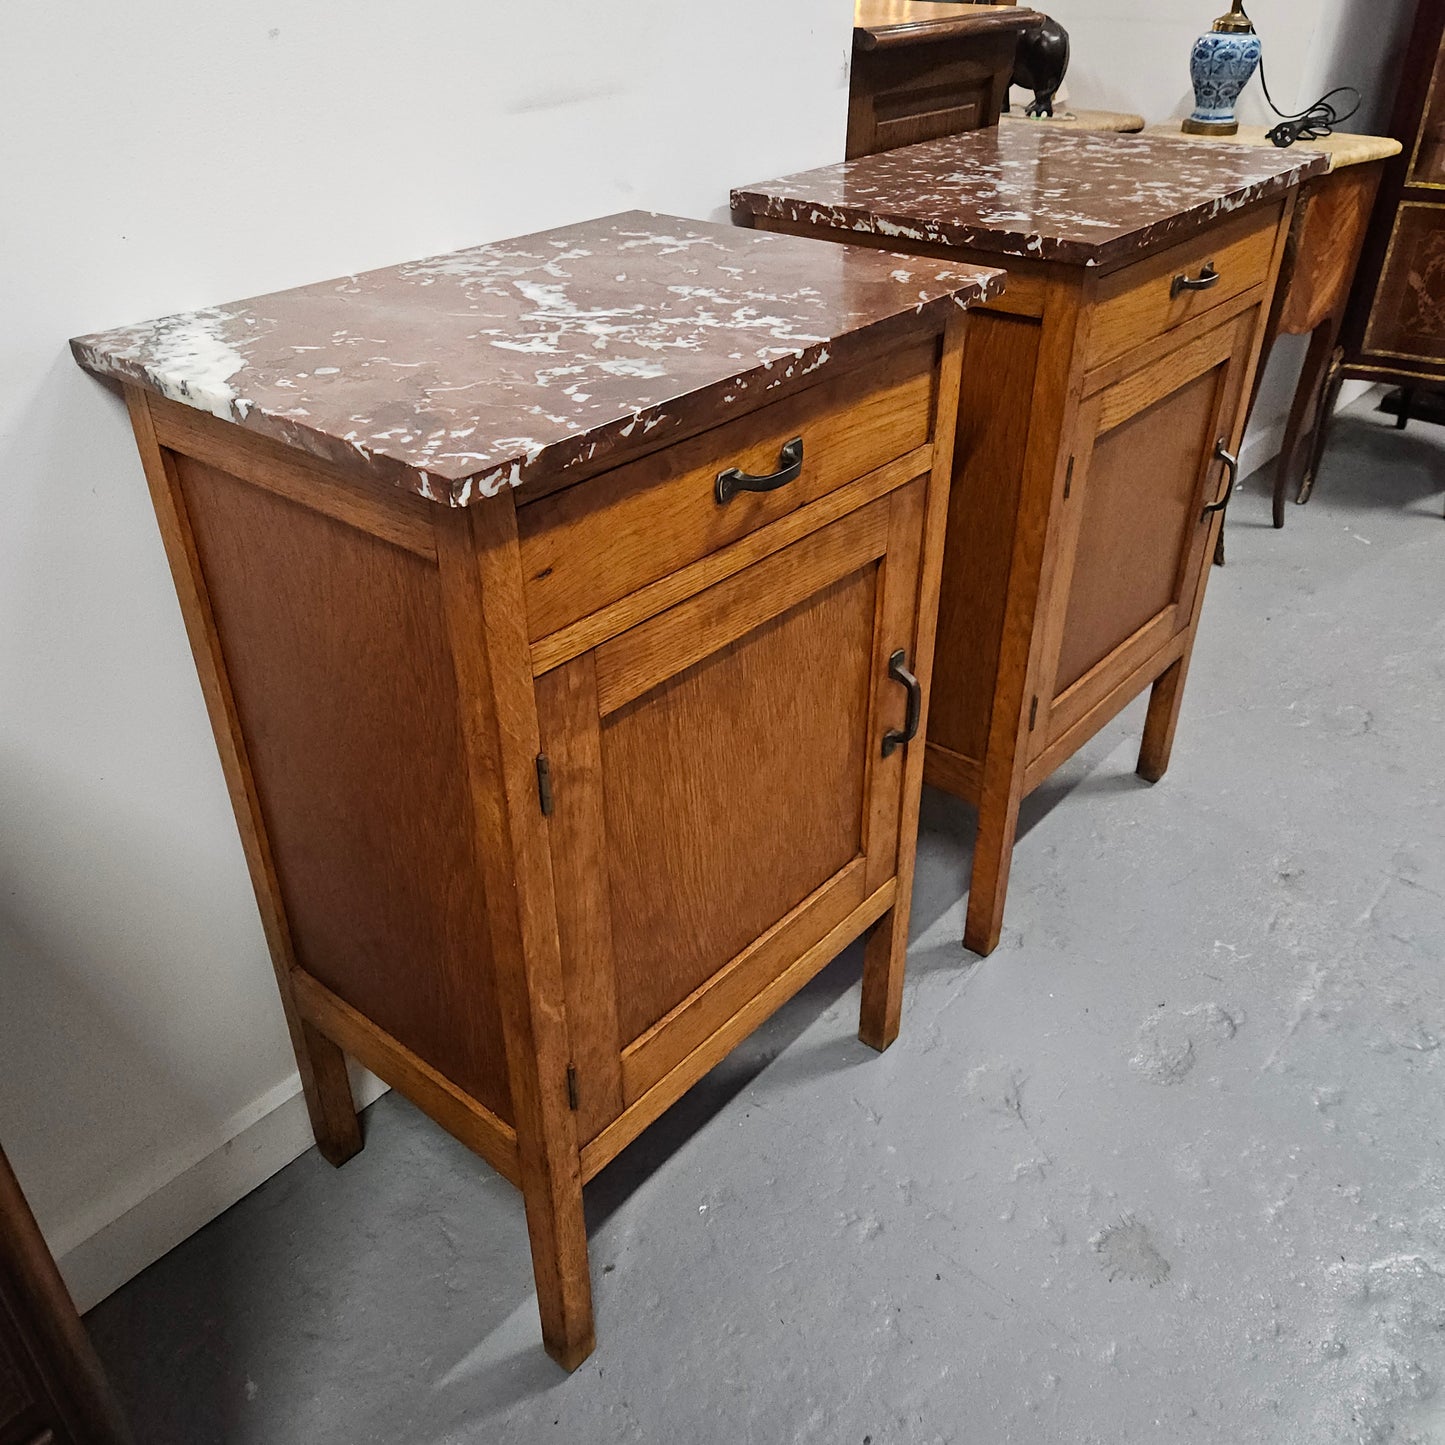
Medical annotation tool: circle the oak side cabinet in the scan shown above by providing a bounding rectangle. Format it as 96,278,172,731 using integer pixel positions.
735,128,1326,955
72,213,1001,1370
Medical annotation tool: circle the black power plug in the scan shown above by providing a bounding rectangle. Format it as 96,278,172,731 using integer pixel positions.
1236,1,1363,147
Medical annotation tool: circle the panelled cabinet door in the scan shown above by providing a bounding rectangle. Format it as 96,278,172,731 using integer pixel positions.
1033,309,1258,752
537,482,927,1143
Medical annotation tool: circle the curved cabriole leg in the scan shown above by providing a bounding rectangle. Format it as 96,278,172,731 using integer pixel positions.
1297,347,1346,507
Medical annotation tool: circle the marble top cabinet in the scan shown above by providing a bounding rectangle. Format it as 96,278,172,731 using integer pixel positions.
72,212,1002,1370
735,128,1326,955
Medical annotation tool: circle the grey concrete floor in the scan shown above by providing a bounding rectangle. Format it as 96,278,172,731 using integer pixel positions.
88,399,1445,1445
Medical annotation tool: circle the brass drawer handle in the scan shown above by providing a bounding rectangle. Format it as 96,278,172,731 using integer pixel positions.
1202,438,1239,518
881,649,921,758
715,437,803,505
1171,262,1221,299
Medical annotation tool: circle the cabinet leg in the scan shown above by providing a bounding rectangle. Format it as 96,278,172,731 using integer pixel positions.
521,1152,595,1371
1137,655,1191,784
1396,386,1416,430
1298,348,1346,506
963,759,1025,959
295,1019,362,1167
1274,323,1338,530
860,904,908,1051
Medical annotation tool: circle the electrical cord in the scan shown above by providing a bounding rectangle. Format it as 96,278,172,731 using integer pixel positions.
1236,1,1362,147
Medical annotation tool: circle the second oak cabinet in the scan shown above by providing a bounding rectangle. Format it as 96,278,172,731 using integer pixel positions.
735,127,1327,954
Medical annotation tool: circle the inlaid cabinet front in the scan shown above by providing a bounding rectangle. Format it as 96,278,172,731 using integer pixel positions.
1340,0,1445,394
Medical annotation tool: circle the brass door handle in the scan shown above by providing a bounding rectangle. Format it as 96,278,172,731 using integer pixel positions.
715,437,803,505
881,649,921,758
1202,439,1239,518
1171,262,1221,299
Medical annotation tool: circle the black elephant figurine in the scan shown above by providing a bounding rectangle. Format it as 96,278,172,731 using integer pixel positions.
1011,17,1071,119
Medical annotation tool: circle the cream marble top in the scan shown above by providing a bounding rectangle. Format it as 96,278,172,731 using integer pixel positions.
1143,123,1403,174
1003,109,1146,135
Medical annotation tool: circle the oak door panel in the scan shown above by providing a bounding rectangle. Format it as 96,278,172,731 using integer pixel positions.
604,566,876,1044
540,485,926,1126
1040,312,1254,737
1054,367,1219,693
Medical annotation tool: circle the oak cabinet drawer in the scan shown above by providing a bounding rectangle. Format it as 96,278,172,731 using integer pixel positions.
1084,205,1280,370
516,338,936,642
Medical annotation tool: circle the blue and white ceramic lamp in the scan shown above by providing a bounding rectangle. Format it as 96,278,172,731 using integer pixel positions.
1183,1,1262,137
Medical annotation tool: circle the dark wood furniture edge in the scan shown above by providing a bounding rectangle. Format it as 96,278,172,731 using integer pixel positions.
855,7,1044,50
0,1144,133,1445
1340,0,1445,373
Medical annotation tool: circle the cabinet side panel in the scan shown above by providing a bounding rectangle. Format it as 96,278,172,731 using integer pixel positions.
928,309,1041,766
177,456,512,1124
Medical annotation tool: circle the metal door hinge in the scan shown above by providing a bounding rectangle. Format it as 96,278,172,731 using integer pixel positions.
1028,696,1039,731
566,1064,579,1111
1063,456,1074,500
536,754,554,816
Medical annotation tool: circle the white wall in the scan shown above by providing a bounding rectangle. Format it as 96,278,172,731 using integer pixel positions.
0,0,855,1310
1043,0,1417,467
1046,0,1413,130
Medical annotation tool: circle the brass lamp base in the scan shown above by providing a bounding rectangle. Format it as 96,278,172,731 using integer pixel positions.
1182,116,1241,136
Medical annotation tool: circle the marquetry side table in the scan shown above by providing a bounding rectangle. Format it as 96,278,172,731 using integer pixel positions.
1145,124,1402,526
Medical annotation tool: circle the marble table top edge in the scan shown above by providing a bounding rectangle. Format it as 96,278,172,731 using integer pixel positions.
72,210,1003,508
731,128,1330,269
